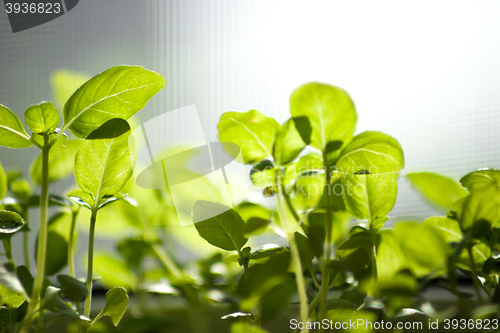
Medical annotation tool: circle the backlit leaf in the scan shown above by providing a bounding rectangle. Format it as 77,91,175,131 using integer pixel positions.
273,118,306,165
24,101,59,134
0,104,32,148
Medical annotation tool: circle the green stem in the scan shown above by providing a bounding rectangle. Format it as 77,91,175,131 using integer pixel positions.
276,186,309,333
319,159,333,328
23,209,30,271
466,243,484,303
20,134,50,333
81,208,98,333
369,226,378,283
3,239,13,262
68,207,79,278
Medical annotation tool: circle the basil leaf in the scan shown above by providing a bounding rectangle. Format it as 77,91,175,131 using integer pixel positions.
0,104,32,148
289,82,357,151
63,66,165,138
24,102,59,134
94,287,129,326
273,119,306,165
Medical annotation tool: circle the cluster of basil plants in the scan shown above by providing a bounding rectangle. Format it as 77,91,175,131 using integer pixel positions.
0,67,499,333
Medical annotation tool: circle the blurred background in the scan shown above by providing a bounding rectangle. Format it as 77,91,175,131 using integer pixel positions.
1,0,500,266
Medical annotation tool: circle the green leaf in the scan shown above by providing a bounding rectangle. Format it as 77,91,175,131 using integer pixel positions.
37,230,68,276
67,189,93,210
330,237,373,272
260,279,296,322
336,131,404,174
193,201,248,252
24,101,59,134
294,232,314,268
395,222,448,277
457,241,491,272
218,110,280,164
456,183,500,230
460,168,500,192
482,256,500,276
94,287,129,326
249,160,277,188
31,132,67,161
75,119,136,206
231,323,270,333
273,118,306,165
289,82,357,151
0,285,25,309
422,217,463,243
407,172,468,211
16,266,33,296
0,104,32,148
30,139,81,185
0,163,6,201
0,211,25,235
375,230,405,280
51,69,91,110
45,286,89,321
0,262,24,294
56,275,88,303
93,253,136,291
341,173,398,225
243,217,270,236
250,246,289,261
63,65,165,138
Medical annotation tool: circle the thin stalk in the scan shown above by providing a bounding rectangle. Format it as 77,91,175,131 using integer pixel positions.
3,239,13,262
276,184,309,333
319,160,333,327
369,226,378,283
23,209,30,270
466,244,484,303
81,208,98,333
68,207,80,278
20,134,50,333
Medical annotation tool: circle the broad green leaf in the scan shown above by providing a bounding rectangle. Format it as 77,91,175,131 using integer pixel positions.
422,217,462,243
94,287,129,326
51,69,91,109
37,230,67,276
45,286,90,320
56,275,88,303
243,217,270,236
63,65,165,138
250,246,289,261
75,119,136,206
0,104,32,148
0,285,25,309
376,230,405,280
273,119,306,165
67,189,93,210
10,179,31,202
336,131,404,174
231,323,270,333
342,173,398,224
294,232,314,268
331,237,373,272
24,102,59,134
395,222,448,277
457,241,491,272
293,173,326,211
0,262,24,294
30,139,81,185
0,163,6,201
289,82,357,151
460,168,500,192
250,160,277,188
456,183,500,230
0,211,24,235
93,253,136,291
407,172,467,211
193,201,248,252
218,110,280,164
260,279,296,322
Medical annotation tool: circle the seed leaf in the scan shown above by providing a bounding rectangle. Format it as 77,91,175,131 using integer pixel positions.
63,65,165,138
193,201,248,252
218,110,280,164
289,82,357,151
0,211,25,235
24,102,59,134
0,104,32,148
273,118,306,165
75,119,136,207
407,172,467,211
94,287,129,326
336,131,404,174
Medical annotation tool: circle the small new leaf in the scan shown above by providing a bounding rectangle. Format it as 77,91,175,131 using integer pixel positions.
24,102,59,134
93,287,129,327
0,211,24,235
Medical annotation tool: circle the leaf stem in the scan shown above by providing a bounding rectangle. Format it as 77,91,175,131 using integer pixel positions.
23,209,30,271
68,206,80,278
20,133,50,333
81,208,98,333
466,243,484,303
276,179,309,333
